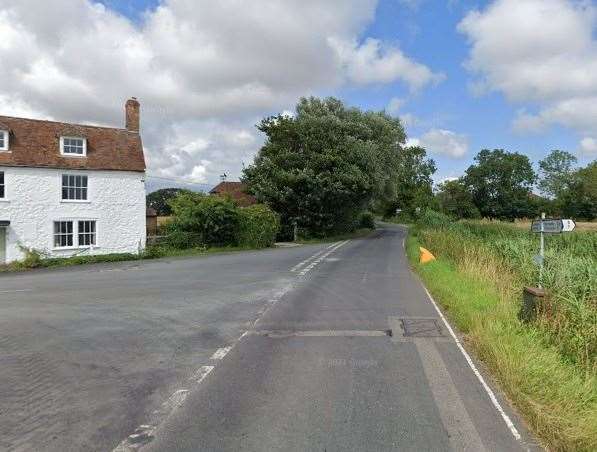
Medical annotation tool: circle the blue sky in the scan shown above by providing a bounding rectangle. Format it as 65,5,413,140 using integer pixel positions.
1,0,596,189
339,0,591,182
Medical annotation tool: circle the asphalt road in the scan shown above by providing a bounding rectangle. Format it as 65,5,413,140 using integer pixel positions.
0,225,540,451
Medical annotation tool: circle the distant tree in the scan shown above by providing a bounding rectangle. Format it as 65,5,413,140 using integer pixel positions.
538,150,577,198
243,97,407,237
146,188,188,216
464,149,536,220
379,145,436,218
559,161,597,220
435,178,480,219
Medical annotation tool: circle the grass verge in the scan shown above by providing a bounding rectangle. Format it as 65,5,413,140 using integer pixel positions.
0,245,270,273
406,232,597,451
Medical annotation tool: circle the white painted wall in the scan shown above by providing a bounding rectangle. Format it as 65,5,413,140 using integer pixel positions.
0,166,146,263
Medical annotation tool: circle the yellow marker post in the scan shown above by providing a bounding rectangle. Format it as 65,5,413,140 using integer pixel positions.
419,247,435,264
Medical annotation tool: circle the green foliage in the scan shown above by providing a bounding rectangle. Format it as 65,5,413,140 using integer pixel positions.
464,149,537,220
416,209,453,228
435,178,481,219
379,145,437,218
243,97,412,238
18,247,43,268
168,192,239,247
236,204,280,248
358,211,376,229
146,188,189,216
538,150,577,199
559,161,597,221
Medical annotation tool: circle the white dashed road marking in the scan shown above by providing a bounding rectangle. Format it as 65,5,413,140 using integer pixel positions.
211,347,232,360
297,240,349,276
115,239,352,451
191,366,215,384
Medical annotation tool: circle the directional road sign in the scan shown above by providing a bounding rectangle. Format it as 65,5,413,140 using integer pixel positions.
531,218,576,234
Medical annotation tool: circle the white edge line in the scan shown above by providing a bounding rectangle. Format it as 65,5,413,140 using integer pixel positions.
421,285,522,441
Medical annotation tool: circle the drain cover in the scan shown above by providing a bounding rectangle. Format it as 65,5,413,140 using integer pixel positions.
401,318,443,337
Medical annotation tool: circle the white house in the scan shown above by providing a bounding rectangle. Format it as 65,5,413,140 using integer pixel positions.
0,98,146,264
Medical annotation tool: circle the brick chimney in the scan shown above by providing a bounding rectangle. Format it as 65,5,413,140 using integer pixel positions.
125,97,140,132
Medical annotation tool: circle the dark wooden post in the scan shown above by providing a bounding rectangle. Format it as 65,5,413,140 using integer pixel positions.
520,286,545,323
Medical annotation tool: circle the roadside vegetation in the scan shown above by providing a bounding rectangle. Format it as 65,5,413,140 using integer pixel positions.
408,210,597,451
242,97,434,239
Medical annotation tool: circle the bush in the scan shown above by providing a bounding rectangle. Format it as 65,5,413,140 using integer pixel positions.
358,211,376,229
416,209,453,228
168,192,239,248
236,204,280,248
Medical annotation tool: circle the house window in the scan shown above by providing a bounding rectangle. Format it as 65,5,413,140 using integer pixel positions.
53,220,96,248
78,220,96,246
0,130,8,151
60,137,86,156
62,174,88,200
53,221,73,248
0,172,4,198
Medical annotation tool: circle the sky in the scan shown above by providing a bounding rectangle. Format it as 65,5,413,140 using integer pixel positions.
0,0,596,191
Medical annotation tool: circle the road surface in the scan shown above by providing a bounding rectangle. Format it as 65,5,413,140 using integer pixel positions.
0,224,539,451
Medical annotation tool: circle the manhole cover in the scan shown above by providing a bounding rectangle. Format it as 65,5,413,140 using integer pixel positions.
401,319,443,337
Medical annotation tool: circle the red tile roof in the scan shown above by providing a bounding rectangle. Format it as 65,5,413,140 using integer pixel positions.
0,115,145,172
210,181,257,207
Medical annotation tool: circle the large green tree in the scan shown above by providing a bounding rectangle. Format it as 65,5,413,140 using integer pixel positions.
464,149,537,220
243,97,408,237
538,150,577,198
435,178,480,219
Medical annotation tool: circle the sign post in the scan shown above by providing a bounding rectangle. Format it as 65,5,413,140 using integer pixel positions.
530,214,575,288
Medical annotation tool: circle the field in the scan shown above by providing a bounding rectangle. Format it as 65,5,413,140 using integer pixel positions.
408,213,597,451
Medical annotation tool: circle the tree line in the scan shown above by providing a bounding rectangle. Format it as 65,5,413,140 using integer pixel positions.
148,97,596,239
436,149,596,221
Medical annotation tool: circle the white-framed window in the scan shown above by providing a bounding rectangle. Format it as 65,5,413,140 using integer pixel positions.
53,221,74,248
0,172,4,198
78,220,96,246
60,136,86,156
0,130,8,151
62,174,88,200
53,220,97,248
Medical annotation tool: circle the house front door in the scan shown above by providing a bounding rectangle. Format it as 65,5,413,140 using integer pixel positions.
0,228,5,264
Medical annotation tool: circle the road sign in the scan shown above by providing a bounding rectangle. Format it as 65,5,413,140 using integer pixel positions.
531,218,575,234
561,219,576,232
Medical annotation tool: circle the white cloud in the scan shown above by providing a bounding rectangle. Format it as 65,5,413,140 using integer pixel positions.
0,0,441,184
329,37,444,89
458,0,597,137
407,129,469,158
580,137,597,156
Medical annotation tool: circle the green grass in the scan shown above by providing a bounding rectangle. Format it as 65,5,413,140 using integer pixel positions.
407,226,597,451
416,219,596,372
